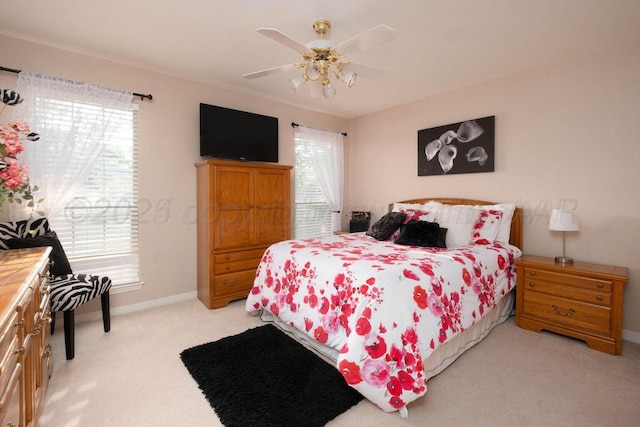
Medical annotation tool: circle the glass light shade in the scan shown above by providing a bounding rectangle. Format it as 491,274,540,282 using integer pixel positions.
549,209,580,231
305,63,321,81
290,75,307,92
322,82,336,98
338,70,357,87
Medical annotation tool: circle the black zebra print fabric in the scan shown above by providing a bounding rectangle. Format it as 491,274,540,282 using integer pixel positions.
0,218,51,249
49,274,112,312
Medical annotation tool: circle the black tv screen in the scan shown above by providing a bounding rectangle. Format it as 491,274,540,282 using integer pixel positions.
200,103,278,163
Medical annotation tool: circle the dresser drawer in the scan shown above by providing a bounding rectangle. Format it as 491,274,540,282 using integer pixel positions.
0,311,19,369
213,270,257,296
522,291,611,335
0,335,19,397
522,277,611,306
0,362,21,425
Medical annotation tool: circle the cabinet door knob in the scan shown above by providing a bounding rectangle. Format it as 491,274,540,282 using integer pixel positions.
596,295,603,301
529,271,536,276
528,282,535,288
597,282,604,288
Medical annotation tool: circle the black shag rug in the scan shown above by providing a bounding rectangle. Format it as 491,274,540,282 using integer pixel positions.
180,324,363,426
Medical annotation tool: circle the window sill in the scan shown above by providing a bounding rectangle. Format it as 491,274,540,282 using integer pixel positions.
111,281,145,294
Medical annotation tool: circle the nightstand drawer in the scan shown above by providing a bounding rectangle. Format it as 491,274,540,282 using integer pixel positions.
522,291,611,335
523,268,611,292
522,278,611,306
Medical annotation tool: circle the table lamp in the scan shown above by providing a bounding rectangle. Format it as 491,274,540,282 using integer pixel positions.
549,209,580,265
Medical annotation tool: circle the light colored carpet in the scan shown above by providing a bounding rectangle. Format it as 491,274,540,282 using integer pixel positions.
40,298,640,427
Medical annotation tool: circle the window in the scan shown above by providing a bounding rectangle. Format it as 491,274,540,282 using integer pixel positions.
16,73,140,287
295,137,332,238
294,127,344,239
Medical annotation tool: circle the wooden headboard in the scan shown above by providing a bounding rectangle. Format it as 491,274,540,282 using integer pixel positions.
388,198,523,249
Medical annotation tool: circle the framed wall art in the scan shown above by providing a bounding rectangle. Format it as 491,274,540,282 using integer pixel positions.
417,115,495,176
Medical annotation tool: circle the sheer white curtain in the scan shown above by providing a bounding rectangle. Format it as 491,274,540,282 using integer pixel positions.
15,72,135,218
294,126,344,232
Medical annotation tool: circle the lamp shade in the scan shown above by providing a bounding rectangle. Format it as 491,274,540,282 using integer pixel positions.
549,209,580,232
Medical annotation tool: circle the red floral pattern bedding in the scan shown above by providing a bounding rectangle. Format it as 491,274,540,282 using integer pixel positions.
246,233,521,413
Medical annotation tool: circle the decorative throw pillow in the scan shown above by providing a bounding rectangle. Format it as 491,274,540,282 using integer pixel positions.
366,212,407,241
471,209,503,244
475,203,516,243
435,227,448,248
0,217,51,250
394,220,443,247
7,231,73,277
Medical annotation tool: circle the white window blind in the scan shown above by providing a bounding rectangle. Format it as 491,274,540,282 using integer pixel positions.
26,95,139,285
294,136,332,238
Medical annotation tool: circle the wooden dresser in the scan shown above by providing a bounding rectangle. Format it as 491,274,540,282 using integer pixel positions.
515,255,628,355
0,247,53,426
196,159,292,309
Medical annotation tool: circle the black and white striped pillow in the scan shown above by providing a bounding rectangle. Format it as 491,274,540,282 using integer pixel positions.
0,218,51,250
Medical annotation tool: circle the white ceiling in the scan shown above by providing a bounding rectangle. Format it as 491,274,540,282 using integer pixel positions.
1,0,639,118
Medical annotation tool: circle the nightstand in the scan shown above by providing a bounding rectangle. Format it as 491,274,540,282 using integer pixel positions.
515,255,628,355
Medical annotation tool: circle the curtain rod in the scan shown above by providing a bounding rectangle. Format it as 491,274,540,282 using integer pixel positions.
0,66,153,101
291,122,347,137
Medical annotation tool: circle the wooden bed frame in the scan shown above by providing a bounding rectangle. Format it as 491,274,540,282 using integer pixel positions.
389,198,523,249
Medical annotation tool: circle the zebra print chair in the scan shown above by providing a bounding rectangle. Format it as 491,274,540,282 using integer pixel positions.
0,218,112,360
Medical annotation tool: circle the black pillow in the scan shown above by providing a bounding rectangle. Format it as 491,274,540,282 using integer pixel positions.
394,220,444,248
7,231,73,277
366,212,407,241
435,227,448,248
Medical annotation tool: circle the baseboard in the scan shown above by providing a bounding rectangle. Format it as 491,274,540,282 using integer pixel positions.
69,291,198,326
622,329,640,345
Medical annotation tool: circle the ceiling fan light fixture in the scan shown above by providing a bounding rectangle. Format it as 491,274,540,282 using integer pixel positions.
322,81,336,98
246,19,396,100
305,63,322,81
338,70,357,88
290,75,307,92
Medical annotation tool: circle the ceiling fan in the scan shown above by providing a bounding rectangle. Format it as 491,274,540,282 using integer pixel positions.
243,19,397,98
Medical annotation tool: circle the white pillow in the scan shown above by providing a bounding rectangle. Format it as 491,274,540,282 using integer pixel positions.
475,203,516,243
429,204,480,248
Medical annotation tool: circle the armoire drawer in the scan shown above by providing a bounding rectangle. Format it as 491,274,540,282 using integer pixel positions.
212,270,257,296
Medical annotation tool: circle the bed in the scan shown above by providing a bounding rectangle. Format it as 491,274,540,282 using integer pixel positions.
246,198,523,416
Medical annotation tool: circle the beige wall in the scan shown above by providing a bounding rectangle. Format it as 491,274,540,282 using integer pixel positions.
346,40,640,337
2,34,639,339
0,34,349,314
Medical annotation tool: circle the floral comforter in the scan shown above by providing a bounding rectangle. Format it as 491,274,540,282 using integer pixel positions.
245,233,521,413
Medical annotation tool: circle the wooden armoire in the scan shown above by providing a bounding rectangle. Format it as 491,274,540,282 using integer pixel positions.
195,159,292,308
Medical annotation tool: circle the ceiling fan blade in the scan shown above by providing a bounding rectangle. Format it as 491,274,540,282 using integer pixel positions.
346,62,396,83
335,25,397,56
243,63,299,79
256,28,308,53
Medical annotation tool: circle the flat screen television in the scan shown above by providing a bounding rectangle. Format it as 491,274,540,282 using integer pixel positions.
200,103,278,162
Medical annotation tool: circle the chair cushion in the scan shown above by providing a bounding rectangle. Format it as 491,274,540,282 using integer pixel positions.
49,274,112,312
0,218,51,249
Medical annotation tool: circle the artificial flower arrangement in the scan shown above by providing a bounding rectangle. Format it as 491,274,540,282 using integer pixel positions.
0,89,42,212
